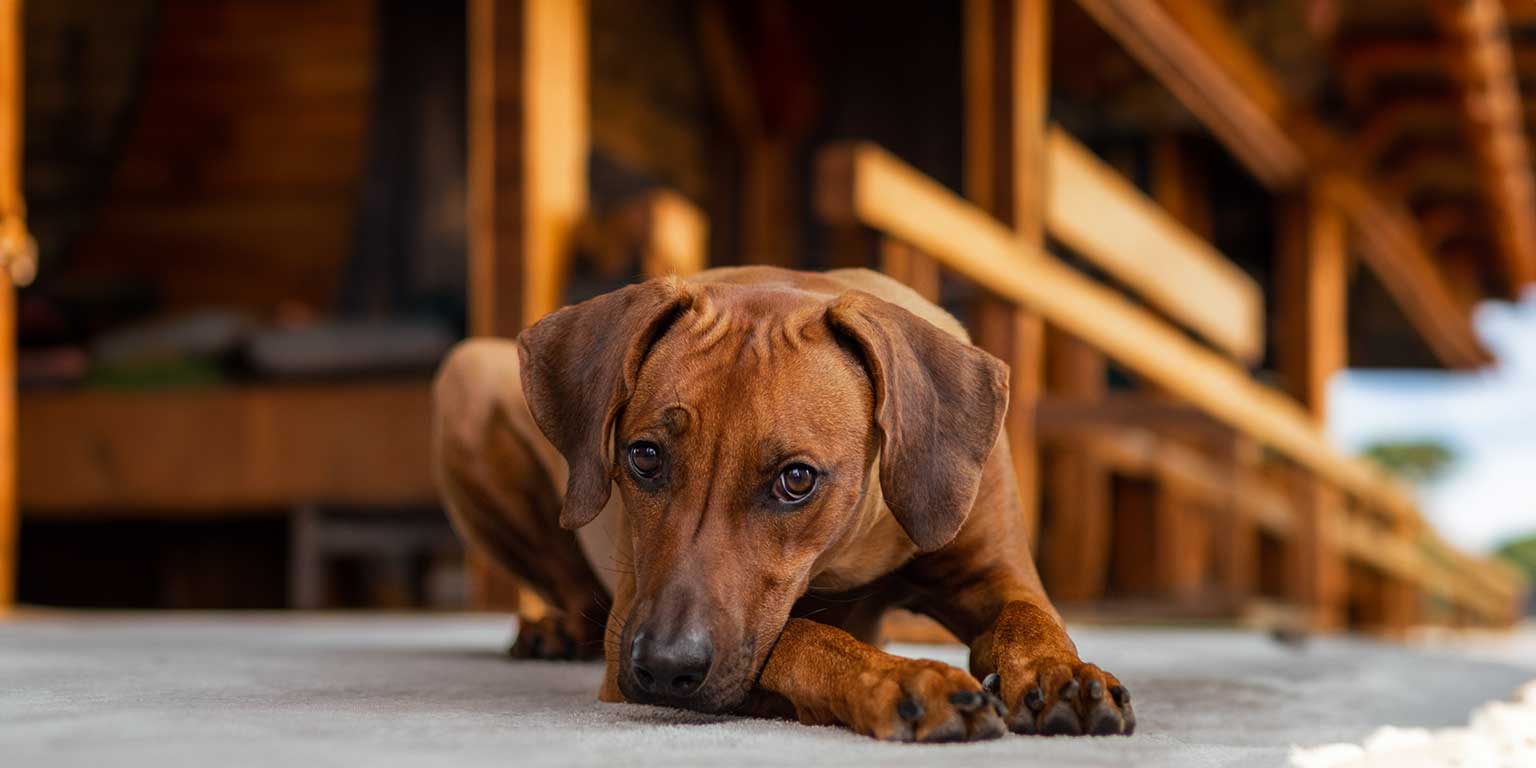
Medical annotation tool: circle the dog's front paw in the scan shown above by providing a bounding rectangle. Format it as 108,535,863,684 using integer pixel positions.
982,659,1134,736
838,658,1006,742
509,614,604,661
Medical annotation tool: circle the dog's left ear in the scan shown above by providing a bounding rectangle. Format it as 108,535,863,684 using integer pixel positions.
827,290,1010,552
518,277,694,529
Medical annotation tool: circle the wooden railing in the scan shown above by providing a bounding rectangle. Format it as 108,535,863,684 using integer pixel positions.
816,138,1526,628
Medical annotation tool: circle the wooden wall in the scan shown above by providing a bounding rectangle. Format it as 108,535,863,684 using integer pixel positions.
65,0,375,314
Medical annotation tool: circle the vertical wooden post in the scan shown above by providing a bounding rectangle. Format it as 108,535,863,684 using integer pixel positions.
878,239,942,303
469,0,588,337
638,190,708,279
1040,331,1111,601
1147,132,1214,603
965,0,1049,549
1276,180,1349,630
466,0,588,611
0,0,26,613
1216,436,1261,606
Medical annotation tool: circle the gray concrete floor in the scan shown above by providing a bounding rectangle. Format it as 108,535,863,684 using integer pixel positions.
1,613,1532,767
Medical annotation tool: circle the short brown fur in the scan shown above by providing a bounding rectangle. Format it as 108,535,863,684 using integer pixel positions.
433,267,1134,740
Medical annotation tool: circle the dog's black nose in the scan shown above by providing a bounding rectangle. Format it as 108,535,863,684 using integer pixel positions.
630,628,713,698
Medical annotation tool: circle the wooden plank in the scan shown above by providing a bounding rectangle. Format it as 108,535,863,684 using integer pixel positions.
0,0,20,611
1046,128,1264,361
815,141,1419,522
965,0,1049,550
20,384,436,513
468,0,588,337
1431,0,1536,289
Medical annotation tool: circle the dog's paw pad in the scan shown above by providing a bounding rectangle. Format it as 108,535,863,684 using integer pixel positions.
853,660,1006,742
989,659,1135,737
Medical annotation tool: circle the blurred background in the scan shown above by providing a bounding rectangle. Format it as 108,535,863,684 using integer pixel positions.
1,0,1532,631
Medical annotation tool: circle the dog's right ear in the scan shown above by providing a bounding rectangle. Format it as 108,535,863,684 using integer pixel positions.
517,277,693,529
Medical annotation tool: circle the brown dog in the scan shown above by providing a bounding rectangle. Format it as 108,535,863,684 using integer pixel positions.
432,266,1134,741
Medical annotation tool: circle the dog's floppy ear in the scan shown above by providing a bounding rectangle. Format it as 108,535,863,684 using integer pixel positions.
517,277,693,529
826,290,1010,552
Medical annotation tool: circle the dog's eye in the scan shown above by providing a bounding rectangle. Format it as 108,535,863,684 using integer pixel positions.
774,464,818,503
627,442,663,479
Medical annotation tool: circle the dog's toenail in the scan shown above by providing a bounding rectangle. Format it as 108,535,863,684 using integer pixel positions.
1110,685,1129,706
985,691,1007,717
1088,679,1103,701
949,691,983,711
982,672,1000,694
1024,687,1045,712
1059,679,1079,701
897,698,924,722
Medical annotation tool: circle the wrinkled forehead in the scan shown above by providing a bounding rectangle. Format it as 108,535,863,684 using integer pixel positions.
622,288,874,446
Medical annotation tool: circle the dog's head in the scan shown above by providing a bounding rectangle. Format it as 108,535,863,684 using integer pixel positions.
518,276,1008,712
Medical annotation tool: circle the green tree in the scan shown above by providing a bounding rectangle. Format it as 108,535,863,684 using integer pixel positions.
1361,439,1456,485
1496,535,1536,615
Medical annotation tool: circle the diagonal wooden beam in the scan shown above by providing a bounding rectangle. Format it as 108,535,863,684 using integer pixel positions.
1072,0,1307,188
1325,175,1496,367
1432,0,1536,289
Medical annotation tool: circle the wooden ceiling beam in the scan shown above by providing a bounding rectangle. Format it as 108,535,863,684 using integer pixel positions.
1432,0,1536,288
1072,0,1308,188
1080,0,1494,368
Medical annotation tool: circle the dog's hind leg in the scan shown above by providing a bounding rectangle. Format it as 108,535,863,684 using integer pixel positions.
432,339,611,660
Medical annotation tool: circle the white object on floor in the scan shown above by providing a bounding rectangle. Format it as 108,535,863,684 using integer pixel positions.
1290,679,1536,768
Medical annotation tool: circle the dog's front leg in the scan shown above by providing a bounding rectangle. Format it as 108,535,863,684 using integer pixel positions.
967,594,1136,737
754,618,1005,742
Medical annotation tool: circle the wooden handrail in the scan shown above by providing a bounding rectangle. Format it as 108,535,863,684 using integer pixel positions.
816,140,1416,519
1045,128,1265,362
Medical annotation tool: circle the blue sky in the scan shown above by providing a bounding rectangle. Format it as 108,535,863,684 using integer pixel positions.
1330,288,1536,553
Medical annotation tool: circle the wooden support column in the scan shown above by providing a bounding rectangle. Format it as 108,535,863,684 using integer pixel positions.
1040,331,1110,600
965,0,1049,549
468,0,588,337
0,0,29,613
1216,436,1261,605
878,239,941,303
636,190,708,279
1146,132,1216,602
466,0,588,611
1276,181,1348,630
